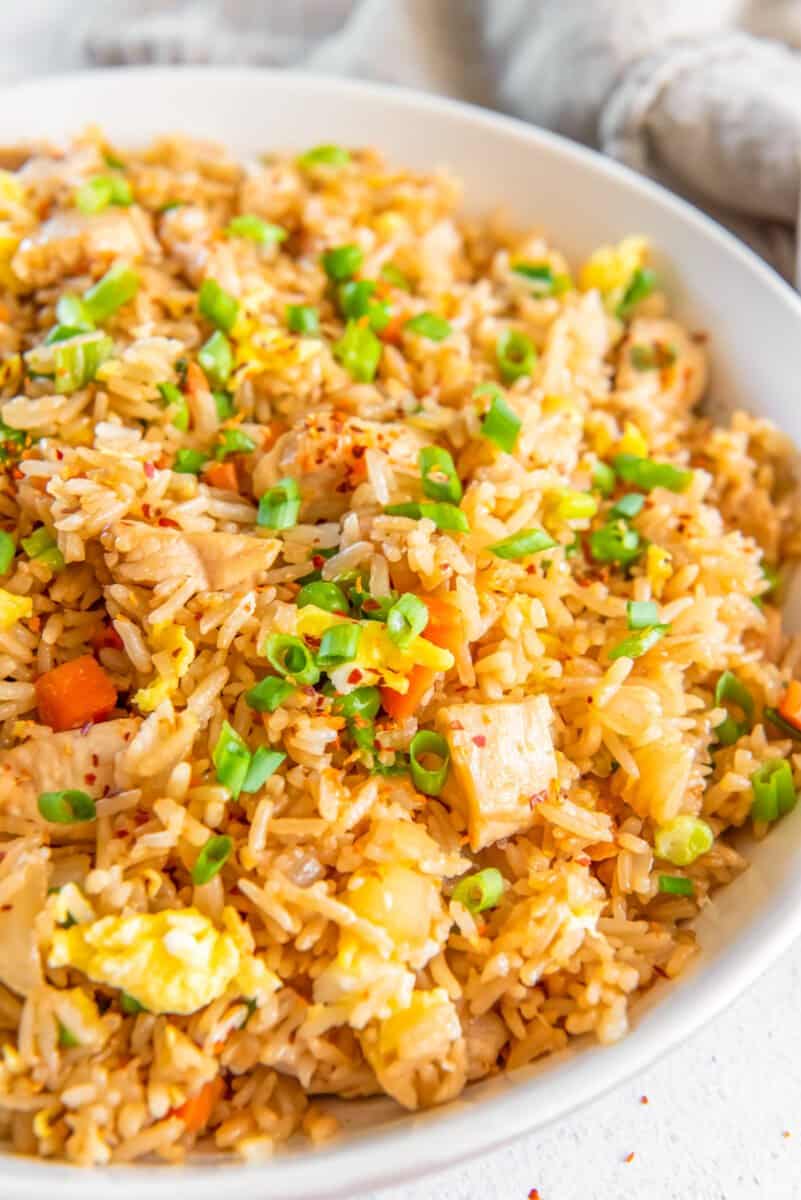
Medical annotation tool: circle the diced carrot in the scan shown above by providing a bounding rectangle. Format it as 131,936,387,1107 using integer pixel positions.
173,1076,224,1133
379,594,464,721
203,460,239,491
185,360,210,398
35,654,117,732
379,311,406,346
778,679,801,731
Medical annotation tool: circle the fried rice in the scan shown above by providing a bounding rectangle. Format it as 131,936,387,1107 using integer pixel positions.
0,128,799,1167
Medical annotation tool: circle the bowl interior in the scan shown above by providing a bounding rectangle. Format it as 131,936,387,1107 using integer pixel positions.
3,66,801,1200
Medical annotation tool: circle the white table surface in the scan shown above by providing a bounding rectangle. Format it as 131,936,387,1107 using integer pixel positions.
4,12,801,1199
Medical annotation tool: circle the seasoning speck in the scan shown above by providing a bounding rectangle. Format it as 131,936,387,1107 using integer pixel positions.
624,1152,635,1164
640,1094,649,1105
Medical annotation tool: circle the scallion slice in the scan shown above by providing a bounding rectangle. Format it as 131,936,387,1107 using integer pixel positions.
386,593,428,649
654,815,714,866
409,729,450,796
333,685,381,721
199,278,239,333
489,528,557,559
263,634,320,685
589,521,641,566
333,320,382,382
420,502,470,532
120,992,146,1014
173,448,209,475
215,428,256,460
286,303,319,336
158,381,189,431
322,244,363,282
51,332,113,395
296,580,349,613
212,721,251,799
225,214,287,245
763,707,801,741
550,489,598,521
380,262,410,290
37,789,96,824
245,675,295,713
83,264,139,323
316,623,362,668
298,144,350,168
608,623,669,661
658,874,695,897
242,746,286,793
198,330,233,388
419,446,462,503
257,477,301,529
627,600,659,630
617,267,657,319
751,758,797,822
479,386,521,453
613,454,692,494
405,312,451,341
714,671,754,747
610,492,645,519
337,279,375,319
191,834,233,885
0,531,15,574
592,461,616,497
496,328,536,384
452,867,504,913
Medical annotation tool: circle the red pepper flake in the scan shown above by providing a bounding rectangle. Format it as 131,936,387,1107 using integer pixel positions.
449,720,464,731
347,668,363,684
311,554,324,568
84,772,96,785
640,1094,649,1105
472,734,486,747
55,449,64,461
141,503,151,520
624,1152,635,1164
528,1190,541,1200
143,462,156,479
576,854,591,866
158,517,180,529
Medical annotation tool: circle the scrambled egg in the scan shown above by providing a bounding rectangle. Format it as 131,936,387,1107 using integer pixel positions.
618,420,648,458
134,621,196,713
48,906,277,1015
647,544,673,597
295,604,453,694
580,235,648,295
367,987,459,1070
0,590,32,630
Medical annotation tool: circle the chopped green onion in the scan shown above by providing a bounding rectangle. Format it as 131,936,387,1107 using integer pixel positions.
334,686,381,721
762,562,781,597
489,528,557,559
610,492,645,519
384,503,423,519
212,721,251,799
349,716,376,755
613,454,692,493
627,600,659,630
120,992,146,1014
763,707,801,741
245,675,295,713
479,388,521,453
58,1022,80,1049
257,476,301,530
56,294,93,329
296,580,349,614
550,489,598,521
386,593,428,649
409,729,450,797
608,623,669,661
592,461,616,497
349,588,397,621
452,867,504,913
263,634,320,685
751,758,797,822
75,174,132,215
298,144,350,169
83,264,139,323
658,875,694,897
496,328,536,384
242,746,286,793
419,446,462,503
617,267,657,319
654,815,714,866
158,381,189,431
380,262,410,290
286,303,319,336
198,330,233,388
213,390,234,421
173,448,209,475
51,332,113,395
0,531,15,574
199,278,239,333
45,324,91,345
158,201,184,214
22,526,64,572
103,151,126,169
225,214,287,245
322,244,363,282
191,835,233,885
333,320,382,382
316,623,362,668
37,789,96,824
420,502,470,532
511,262,571,295
405,312,451,341
337,279,375,319
215,428,256,460
589,521,641,566
714,671,754,746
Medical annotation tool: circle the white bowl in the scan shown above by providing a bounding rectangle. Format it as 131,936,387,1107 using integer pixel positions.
3,66,801,1200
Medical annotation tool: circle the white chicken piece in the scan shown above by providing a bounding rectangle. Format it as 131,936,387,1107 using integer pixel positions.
11,210,146,289
436,696,557,851
0,718,138,841
106,522,281,594
0,837,48,996
617,317,707,413
252,409,429,520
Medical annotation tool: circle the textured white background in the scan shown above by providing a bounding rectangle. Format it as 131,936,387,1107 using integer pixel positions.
4,7,801,1198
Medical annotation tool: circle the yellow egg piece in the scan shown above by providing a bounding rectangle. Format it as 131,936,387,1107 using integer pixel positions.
48,907,241,1015
0,590,32,631
134,621,196,713
579,235,648,294
347,865,440,953
618,420,648,458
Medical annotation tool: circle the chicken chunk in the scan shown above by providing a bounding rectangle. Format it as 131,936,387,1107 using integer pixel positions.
12,209,145,289
106,522,281,594
617,317,707,413
0,837,47,996
0,718,138,841
436,696,557,851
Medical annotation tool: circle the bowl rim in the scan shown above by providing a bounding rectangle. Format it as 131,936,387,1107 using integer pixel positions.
3,63,801,1199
